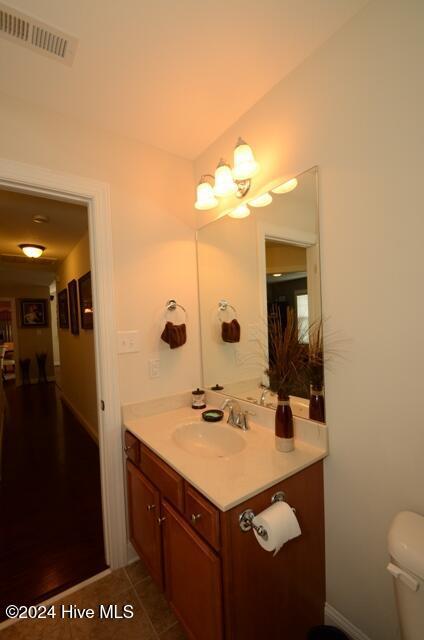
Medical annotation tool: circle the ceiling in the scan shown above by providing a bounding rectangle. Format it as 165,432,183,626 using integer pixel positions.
0,0,368,159
0,188,87,260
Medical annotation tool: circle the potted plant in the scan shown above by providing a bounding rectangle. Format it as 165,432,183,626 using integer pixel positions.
266,307,309,452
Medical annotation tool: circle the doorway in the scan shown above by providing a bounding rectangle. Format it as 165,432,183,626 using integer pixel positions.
0,190,108,614
0,157,126,619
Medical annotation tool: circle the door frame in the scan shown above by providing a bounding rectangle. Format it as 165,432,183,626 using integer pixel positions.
0,156,127,569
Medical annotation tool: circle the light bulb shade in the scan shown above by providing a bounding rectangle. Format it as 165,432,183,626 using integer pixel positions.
228,203,250,219
232,139,259,180
214,161,237,197
195,178,218,210
19,243,45,258
248,192,272,207
272,178,298,194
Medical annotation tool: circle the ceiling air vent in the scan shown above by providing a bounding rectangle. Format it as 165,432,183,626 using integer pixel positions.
0,254,57,266
0,2,78,65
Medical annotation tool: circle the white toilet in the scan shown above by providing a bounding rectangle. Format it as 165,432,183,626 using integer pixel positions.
387,511,424,640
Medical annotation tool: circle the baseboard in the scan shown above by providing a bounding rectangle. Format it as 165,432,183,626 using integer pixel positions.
325,604,372,640
127,541,138,565
60,392,99,444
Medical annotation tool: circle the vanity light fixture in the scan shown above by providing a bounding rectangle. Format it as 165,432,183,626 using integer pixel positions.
214,160,238,198
248,192,272,207
195,175,219,210
272,177,298,194
194,138,259,210
228,203,250,219
18,243,46,258
273,273,282,277
232,138,260,181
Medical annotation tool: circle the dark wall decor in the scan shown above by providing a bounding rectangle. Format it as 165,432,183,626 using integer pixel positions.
20,299,48,328
68,279,79,335
58,288,69,329
78,271,93,330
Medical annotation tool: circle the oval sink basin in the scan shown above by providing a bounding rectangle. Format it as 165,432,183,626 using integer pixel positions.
172,421,246,459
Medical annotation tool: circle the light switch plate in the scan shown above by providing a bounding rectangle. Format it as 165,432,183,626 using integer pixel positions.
117,330,140,354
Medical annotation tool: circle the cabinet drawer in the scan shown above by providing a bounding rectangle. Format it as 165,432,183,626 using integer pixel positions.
139,443,184,511
185,484,220,550
124,430,140,465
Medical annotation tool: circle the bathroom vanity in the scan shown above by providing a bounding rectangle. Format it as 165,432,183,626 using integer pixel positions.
123,401,327,640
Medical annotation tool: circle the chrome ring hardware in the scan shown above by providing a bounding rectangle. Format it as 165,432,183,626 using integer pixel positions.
239,509,268,540
147,504,156,511
271,491,285,504
157,516,166,525
191,513,202,523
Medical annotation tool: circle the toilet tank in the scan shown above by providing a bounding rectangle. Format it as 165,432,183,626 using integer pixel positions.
388,511,424,640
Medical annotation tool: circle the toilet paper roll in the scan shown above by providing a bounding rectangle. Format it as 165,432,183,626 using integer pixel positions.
252,501,301,556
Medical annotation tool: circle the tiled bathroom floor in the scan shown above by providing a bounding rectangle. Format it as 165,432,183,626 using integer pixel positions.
0,560,187,640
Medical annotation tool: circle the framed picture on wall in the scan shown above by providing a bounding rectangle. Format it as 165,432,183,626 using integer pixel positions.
78,271,93,330
58,288,69,329
20,299,48,328
68,279,79,335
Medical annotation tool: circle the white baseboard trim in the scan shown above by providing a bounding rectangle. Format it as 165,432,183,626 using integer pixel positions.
127,541,138,565
325,603,372,640
0,568,111,631
60,392,99,444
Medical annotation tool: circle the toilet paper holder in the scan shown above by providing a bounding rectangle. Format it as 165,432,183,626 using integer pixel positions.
239,491,291,538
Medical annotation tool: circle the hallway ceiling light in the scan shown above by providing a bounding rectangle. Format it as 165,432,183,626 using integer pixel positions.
248,192,272,207
32,215,50,224
228,203,250,219
272,178,298,194
195,175,218,210
194,138,259,210
18,244,46,258
232,138,260,181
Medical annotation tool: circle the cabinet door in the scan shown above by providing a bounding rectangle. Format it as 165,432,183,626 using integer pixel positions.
163,500,223,640
126,460,163,589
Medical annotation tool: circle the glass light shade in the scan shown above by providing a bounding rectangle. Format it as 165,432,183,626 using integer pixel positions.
232,139,259,180
19,244,45,258
249,192,272,207
214,161,237,197
195,179,218,210
228,203,250,219
272,177,298,194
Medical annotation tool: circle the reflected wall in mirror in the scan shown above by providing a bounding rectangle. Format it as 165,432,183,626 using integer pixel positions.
197,167,323,420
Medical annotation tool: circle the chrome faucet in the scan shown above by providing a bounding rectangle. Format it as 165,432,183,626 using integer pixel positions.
220,398,253,431
258,385,270,406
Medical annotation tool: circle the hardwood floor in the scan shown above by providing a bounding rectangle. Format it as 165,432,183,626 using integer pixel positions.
0,382,107,620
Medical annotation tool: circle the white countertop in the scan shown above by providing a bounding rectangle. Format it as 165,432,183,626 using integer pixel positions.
123,402,328,511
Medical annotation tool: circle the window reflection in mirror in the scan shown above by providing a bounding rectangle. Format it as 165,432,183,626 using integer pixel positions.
196,167,322,419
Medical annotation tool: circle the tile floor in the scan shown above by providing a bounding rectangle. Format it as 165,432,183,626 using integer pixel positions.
0,560,187,640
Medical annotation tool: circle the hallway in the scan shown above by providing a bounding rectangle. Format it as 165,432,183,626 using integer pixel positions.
0,382,107,619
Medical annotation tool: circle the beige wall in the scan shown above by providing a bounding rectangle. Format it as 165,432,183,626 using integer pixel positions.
0,90,201,406
56,232,98,437
194,1,424,638
0,283,54,384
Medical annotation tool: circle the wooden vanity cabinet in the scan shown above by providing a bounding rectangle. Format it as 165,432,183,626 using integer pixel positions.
125,431,325,640
126,461,163,589
163,500,223,640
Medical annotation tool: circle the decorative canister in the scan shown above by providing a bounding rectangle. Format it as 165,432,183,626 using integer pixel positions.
192,388,206,410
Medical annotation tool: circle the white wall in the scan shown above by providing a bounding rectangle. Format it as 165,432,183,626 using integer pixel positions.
0,91,201,406
194,1,424,638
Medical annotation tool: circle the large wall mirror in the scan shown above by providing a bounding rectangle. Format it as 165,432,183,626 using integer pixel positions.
197,167,324,419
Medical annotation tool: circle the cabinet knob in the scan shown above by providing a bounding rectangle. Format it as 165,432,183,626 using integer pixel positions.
157,516,166,525
191,513,202,523
147,504,156,511
124,443,135,452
